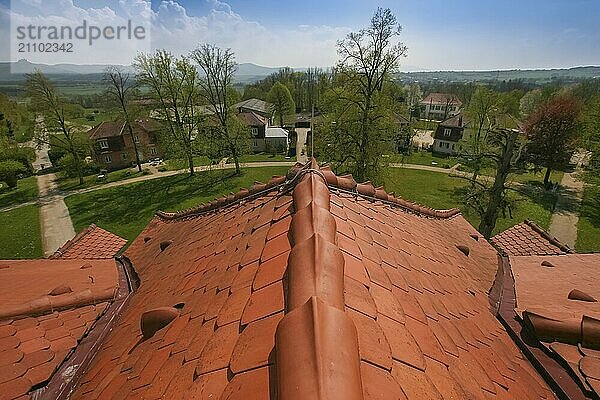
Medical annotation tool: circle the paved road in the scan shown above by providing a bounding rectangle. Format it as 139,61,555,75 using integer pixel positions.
549,157,586,248
295,128,309,164
37,173,76,257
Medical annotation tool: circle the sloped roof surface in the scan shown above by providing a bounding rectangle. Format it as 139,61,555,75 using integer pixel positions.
509,253,600,398
0,258,119,399
51,224,127,260
88,121,125,140
237,111,267,127
234,98,272,114
420,93,462,106
265,127,288,138
492,220,569,256
68,162,554,399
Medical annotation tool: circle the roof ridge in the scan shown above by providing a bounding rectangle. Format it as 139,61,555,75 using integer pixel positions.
275,162,364,400
524,219,573,253
155,159,460,222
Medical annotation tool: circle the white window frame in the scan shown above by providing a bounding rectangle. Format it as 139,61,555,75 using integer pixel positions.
150,147,157,155
104,155,112,163
134,135,140,144
444,128,451,137
99,139,109,149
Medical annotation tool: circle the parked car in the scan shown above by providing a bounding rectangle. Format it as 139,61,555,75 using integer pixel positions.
149,158,163,166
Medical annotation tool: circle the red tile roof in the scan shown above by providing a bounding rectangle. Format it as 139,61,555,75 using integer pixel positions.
50,224,127,260
67,161,555,399
0,258,120,399
508,253,600,398
492,220,570,256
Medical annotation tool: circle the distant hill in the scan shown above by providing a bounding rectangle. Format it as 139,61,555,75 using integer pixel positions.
398,66,600,83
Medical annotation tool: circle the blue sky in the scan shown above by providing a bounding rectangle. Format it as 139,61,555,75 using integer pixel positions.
1,0,599,69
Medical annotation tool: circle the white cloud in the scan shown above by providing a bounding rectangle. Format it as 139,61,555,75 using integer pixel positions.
1,0,351,68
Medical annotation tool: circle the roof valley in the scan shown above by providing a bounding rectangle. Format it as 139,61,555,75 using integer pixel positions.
275,162,364,400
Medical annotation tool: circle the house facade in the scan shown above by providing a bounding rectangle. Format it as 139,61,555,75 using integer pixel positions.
88,119,163,170
432,114,470,155
420,92,462,120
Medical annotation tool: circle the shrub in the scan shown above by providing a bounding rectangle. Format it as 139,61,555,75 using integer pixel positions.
0,160,27,188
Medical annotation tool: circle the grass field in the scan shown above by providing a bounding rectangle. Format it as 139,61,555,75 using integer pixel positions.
56,169,147,191
65,166,290,242
0,205,42,258
164,156,212,171
0,176,38,208
576,184,600,253
384,168,557,236
387,152,459,168
239,153,289,163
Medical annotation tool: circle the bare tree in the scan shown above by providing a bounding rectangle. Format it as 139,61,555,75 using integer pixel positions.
135,51,199,175
104,66,142,172
191,44,247,175
26,70,86,184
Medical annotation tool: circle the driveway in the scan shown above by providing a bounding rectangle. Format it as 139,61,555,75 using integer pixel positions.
37,173,76,256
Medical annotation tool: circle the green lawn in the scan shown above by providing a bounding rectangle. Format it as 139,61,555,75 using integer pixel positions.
65,166,290,242
56,169,147,191
163,156,212,171
239,153,289,163
576,184,600,253
0,176,38,208
0,205,43,258
387,152,459,168
384,168,557,236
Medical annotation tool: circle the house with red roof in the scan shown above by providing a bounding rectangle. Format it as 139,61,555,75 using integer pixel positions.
420,93,462,120
2,160,600,399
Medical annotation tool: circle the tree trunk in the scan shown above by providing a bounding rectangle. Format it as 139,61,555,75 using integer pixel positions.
279,113,284,128
126,121,143,173
231,146,241,176
187,149,195,176
543,167,552,188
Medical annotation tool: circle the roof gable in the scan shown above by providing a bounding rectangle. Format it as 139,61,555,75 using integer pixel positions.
50,224,127,259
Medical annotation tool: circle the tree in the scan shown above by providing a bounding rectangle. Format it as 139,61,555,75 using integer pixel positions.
191,44,248,175
523,95,582,187
268,82,295,127
519,89,543,119
460,128,527,238
0,160,27,189
135,51,199,175
104,66,143,172
583,95,600,181
26,71,87,184
322,8,407,182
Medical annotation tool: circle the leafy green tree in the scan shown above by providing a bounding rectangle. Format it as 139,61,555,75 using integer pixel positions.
26,71,88,184
191,44,248,175
583,95,600,182
268,82,295,127
519,89,543,118
320,8,407,182
135,51,200,175
523,94,582,187
0,160,27,189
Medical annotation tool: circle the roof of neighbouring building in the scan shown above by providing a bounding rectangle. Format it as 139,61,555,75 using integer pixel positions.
433,115,470,142
420,93,463,106
88,119,162,140
237,111,268,127
491,219,571,256
50,224,127,260
234,98,272,114
265,126,289,138
64,160,556,400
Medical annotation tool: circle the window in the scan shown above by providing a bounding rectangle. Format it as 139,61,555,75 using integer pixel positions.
121,153,128,160
444,128,451,137
251,127,259,136
99,139,109,149
150,147,157,155
253,139,259,148
104,155,112,163
134,135,140,144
